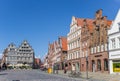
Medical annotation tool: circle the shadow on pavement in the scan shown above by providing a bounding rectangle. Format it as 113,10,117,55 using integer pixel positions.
0,73,8,75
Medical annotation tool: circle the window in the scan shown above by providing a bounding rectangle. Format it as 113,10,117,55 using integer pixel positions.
82,51,84,57
73,42,75,48
104,59,108,71
74,52,76,59
72,43,73,49
68,54,70,60
105,44,107,51
118,37,120,48
69,44,70,50
77,51,79,58
101,45,103,52
75,41,76,48
71,53,73,59
111,38,116,49
77,40,78,47
86,42,87,46
113,60,120,72
94,47,96,53
70,54,72,59
97,59,101,71
91,48,93,54
97,46,100,52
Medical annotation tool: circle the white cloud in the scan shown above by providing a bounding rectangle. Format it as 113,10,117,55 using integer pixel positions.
35,55,41,58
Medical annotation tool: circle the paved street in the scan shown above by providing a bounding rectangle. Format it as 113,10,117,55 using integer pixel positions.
0,70,106,81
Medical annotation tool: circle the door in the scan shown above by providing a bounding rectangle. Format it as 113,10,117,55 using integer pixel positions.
75,62,80,73
92,60,95,72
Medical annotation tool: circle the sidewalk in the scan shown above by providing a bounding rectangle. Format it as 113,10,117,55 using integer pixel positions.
57,70,120,81
81,72,120,81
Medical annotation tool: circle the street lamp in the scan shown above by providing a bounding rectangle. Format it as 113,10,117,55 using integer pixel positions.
86,56,88,79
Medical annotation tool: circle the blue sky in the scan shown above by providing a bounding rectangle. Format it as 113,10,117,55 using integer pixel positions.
0,0,120,60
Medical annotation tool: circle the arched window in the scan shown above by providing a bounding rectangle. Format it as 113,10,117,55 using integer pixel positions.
104,59,108,71
97,59,101,71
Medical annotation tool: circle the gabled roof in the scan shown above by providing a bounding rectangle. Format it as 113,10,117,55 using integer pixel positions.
108,9,120,34
75,17,94,28
85,19,94,33
49,43,54,50
60,37,67,51
75,18,84,26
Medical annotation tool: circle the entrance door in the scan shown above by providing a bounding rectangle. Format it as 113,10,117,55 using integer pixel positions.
75,62,80,73
92,60,95,72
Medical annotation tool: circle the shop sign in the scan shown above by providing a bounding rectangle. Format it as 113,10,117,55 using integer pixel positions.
95,55,102,57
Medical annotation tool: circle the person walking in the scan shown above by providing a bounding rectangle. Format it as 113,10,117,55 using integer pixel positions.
64,64,68,74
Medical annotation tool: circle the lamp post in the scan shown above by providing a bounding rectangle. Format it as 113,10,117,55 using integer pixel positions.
86,56,88,79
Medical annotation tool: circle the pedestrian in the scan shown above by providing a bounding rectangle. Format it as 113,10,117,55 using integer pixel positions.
64,64,68,74
0,66,1,71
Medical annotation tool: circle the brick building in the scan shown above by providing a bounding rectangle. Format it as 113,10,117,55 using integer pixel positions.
81,19,93,72
67,10,112,73
89,9,112,73
67,16,82,72
54,37,67,70
47,43,55,69
47,36,67,70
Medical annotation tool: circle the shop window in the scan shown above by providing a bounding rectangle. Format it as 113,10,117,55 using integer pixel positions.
113,60,120,72
104,59,108,71
97,59,101,71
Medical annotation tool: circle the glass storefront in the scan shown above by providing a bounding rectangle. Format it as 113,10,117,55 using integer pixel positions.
113,60,120,72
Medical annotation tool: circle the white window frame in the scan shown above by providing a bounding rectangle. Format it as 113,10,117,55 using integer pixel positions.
111,38,116,49
118,37,120,48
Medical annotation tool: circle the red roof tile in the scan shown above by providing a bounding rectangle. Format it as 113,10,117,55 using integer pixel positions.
75,18,84,26
107,20,112,26
61,37,67,51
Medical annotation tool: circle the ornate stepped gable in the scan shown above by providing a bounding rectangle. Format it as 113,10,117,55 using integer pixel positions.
90,9,112,52
80,9,112,53
17,40,34,64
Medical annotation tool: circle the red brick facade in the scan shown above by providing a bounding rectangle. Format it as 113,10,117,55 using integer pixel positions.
72,9,112,73
89,52,108,73
46,37,67,70
89,9,112,73
81,19,93,72
44,9,112,73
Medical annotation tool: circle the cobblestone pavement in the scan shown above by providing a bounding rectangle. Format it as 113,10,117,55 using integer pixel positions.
0,70,119,81
80,72,120,81
0,70,86,81
57,70,120,81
